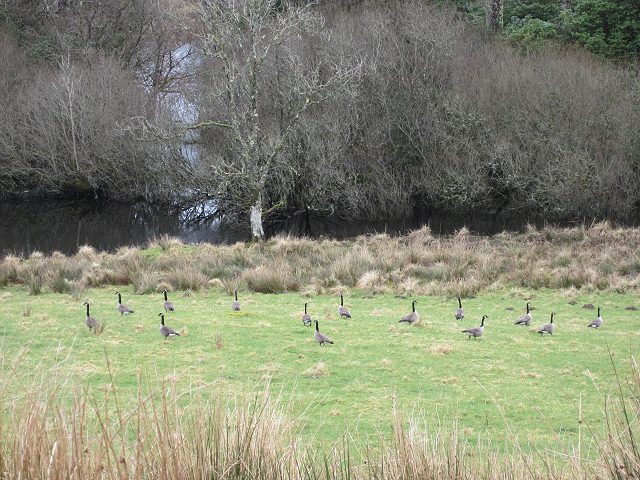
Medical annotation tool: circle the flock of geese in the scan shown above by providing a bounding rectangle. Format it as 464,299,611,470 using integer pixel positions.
83,291,606,345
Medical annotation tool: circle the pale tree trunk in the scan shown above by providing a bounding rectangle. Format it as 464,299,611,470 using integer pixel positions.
250,193,265,241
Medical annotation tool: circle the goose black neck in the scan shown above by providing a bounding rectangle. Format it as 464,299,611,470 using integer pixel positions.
340,294,343,306
164,291,168,301
117,292,122,304
160,314,165,325
85,304,90,316
526,303,530,313
235,290,238,301
315,320,319,331
304,303,307,314
598,307,601,316
480,316,486,326
550,313,555,323
458,297,462,308
412,301,416,313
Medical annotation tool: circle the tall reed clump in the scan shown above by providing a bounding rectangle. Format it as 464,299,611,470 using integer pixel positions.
17,253,47,295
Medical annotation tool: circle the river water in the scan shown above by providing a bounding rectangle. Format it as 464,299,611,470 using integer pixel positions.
0,200,624,255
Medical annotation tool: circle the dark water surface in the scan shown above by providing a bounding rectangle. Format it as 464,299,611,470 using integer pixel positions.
0,200,622,255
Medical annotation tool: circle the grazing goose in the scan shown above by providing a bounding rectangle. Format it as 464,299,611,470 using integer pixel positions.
158,313,180,339
338,293,351,319
399,300,420,324
454,297,464,320
538,312,556,335
314,320,334,346
514,302,532,326
232,290,241,311
588,306,603,329
302,303,312,326
461,315,487,339
83,302,98,332
115,291,134,316
163,290,175,312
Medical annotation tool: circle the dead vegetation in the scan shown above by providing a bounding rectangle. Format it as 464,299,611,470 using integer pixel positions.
2,223,640,296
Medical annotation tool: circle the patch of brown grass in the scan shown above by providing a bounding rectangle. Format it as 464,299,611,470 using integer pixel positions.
304,362,329,378
430,344,454,355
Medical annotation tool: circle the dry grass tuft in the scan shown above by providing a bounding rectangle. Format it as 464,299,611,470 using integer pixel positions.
356,270,387,292
430,344,454,355
243,266,299,293
304,362,329,378
214,332,224,350
148,234,184,251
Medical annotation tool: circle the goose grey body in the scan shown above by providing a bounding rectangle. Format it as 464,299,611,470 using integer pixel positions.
338,293,351,319
163,290,175,312
399,300,419,324
538,312,556,335
302,303,312,326
314,320,333,346
232,290,240,311
514,302,532,326
462,315,487,339
454,297,464,320
83,302,98,332
116,292,134,316
158,313,180,339
588,306,603,329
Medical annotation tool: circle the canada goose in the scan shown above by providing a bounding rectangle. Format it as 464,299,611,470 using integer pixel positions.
163,290,175,312
314,320,333,346
538,312,556,335
83,302,98,332
115,291,134,316
514,302,532,326
302,303,312,326
588,306,603,329
461,315,487,339
232,290,240,311
338,293,351,319
399,300,419,324
158,313,180,339
454,297,464,320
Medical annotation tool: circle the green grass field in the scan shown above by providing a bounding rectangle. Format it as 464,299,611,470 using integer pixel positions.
1,285,638,454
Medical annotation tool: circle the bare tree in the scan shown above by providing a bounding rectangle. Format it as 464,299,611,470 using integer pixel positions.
195,0,360,240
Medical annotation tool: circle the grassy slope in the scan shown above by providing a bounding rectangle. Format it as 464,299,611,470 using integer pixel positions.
0,285,638,454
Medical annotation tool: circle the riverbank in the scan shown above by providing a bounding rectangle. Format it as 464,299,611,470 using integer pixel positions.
2,222,639,297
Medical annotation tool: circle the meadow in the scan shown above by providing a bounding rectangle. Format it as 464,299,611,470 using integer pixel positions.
0,224,639,478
